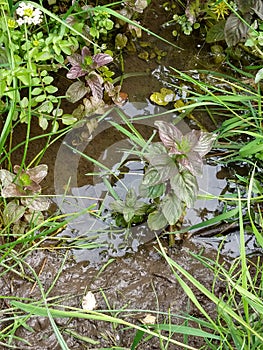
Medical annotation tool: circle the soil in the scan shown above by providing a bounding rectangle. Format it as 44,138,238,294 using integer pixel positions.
1,1,262,349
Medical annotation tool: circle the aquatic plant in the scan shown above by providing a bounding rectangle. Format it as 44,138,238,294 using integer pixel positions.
0,164,50,234
110,120,216,232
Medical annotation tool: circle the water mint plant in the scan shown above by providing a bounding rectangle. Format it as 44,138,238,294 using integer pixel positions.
110,121,216,233
0,164,50,235
65,46,113,103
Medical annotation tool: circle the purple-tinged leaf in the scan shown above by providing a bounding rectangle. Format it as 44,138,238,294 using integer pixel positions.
192,131,217,157
81,46,91,57
25,165,48,184
92,53,113,68
67,65,87,79
170,171,198,207
180,151,203,176
161,192,183,225
21,197,50,211
0,169,15,188
86,72,104,100
144,144,179,183
1,183,25,198
67,53,82,67
154,121,183,152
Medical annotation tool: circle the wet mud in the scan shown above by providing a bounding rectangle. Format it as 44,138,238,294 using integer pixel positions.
1,1,262,349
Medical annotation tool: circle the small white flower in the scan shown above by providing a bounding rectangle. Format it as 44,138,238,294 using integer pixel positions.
16,2,43,26
82,291,97,311
16,18,25,26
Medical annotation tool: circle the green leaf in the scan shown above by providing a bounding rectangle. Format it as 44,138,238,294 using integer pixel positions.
239,138,263,157
170,171,198,207
123,206,135,222
20,96,29,108
39,116,48,130
45,85,58,94
161,192,182,225
3,201,25,225
66,81,89,103
206,21,226,43
42,75,54,84
109,200,125,213
148,210,168,230
35,94,46,103
125,188,137,207
61,114,78,125
139,182,166,199
31,87,42,95
35,51,53,61
142,167,162,187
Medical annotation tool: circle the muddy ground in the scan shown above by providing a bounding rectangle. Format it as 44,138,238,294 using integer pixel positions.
1,1,262,349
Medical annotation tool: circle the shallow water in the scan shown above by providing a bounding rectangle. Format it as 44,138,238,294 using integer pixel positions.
53,101,230,264
1,1,262,349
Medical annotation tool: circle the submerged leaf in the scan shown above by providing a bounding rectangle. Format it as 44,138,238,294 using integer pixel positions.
224,14,249,46
206,21,226,43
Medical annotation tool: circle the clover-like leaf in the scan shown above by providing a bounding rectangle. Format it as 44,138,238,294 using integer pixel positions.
170,171,198,207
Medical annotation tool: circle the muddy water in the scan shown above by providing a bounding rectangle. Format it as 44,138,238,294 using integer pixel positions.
1,1,262,349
